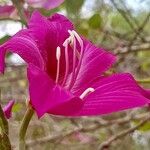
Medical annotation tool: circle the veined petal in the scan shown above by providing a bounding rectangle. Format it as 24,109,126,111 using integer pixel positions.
75,73,150,116
27,64,83,117
26,0,64,9
28,11,74,81
71,39,116,95
0,29,44,73
3,100,15,119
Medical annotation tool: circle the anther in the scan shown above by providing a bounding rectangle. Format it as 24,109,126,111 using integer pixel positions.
56,46,61,60
72,30,83,48
80,88,95,99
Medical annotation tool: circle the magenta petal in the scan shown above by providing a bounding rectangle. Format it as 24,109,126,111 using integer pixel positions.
28,11,74,80
71,39,116,95
27,64,83,117
76,73,150,116
0,29,44,73
0,5,15,18
3,100,15,119
26,0,64,9
144,89,150,98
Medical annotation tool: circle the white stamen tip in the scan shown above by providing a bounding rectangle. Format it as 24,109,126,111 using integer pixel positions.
80,88,95,99
56,46,61,60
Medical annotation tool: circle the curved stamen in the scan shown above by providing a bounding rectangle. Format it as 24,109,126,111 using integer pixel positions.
68,31,77,89
80,88,95,99
61,39,70,86
68,30,84,90
55,46,61,84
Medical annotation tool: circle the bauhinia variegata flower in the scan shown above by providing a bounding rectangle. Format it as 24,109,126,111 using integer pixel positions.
0,11,150,118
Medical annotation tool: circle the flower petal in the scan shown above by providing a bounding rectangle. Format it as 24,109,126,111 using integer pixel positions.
28,11,74,81
26,0,64,9
0,29,44,73
76,73,150,116
71,39,116,95
0,5,15,19
3,100,15,119
27,64,83,117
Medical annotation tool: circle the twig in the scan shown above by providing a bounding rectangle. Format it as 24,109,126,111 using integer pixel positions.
128,13,150,48
110,0,145,42
0,17,21,22
26,112,149,147
114,43,150,54
98,114,150,150
137,78,150,84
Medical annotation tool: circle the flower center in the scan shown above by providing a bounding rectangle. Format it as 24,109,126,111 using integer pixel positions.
55,30,84,90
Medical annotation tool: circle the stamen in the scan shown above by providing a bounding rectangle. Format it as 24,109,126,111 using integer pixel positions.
56,46,61,60
62,39,70,86
55,46,61,84
68,30,84,90
68,35,77,89
72,30,83,48
80,88,95,99
68,30,80,59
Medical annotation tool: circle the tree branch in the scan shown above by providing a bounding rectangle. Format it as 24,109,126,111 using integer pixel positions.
98,114,150,150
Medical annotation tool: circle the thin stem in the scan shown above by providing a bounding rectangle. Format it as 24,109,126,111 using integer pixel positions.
137,78,150,84
11,0,27,26
19,106,34,150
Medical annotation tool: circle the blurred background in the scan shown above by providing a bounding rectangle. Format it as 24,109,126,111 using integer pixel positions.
0,0,150,149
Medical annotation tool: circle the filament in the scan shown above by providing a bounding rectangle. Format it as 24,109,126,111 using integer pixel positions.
62,38,70,86
55,46,61,84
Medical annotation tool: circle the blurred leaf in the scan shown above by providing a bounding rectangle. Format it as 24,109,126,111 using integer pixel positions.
78,27,88,36
12,103,22,113
65,0,84,15
110,13,131,33
0,35,10,44
139,122,150,132
133,120,150,132
88,13,102,29
41,7,60,16
76,19,89,36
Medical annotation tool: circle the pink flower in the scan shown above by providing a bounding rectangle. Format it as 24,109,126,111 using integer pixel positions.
0,11,150,118
26,0,64,9
0,5,16,19
3,100,15,119
0,0,64,19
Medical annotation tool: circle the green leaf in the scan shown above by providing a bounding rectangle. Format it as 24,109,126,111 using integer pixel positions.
88,13,102,29
139,122,150,132
133,120,150,132
110,13,131,33
12,103,22,113
0,35,10,44
65,0,84,15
